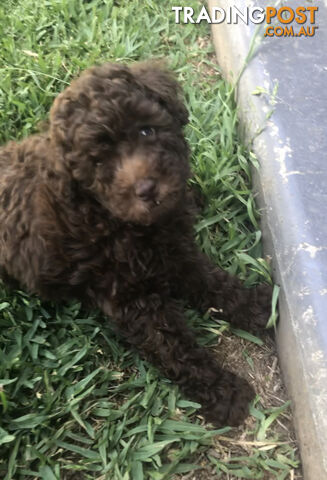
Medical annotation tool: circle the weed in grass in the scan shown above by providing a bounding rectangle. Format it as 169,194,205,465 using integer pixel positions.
0,0,300,478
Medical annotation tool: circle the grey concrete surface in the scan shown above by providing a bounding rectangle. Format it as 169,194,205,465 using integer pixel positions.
208,0,327,478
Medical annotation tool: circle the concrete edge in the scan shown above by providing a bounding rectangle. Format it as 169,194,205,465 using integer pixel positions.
208,1,327,479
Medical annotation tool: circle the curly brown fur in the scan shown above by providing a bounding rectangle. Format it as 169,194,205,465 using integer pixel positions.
0,61,271,427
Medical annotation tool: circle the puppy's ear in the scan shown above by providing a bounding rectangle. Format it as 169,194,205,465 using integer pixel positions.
49,63,131,151
131,60,189,126
49,86,82,149
49,86,92,175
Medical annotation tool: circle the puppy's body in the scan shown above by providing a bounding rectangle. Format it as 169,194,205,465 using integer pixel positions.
0,62,271,426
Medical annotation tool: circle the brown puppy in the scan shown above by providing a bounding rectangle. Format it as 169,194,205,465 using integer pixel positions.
0,62,271,426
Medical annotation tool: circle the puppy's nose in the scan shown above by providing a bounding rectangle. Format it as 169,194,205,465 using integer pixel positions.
135,178,156,200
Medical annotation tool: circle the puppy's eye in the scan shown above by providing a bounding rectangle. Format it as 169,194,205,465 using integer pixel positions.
139,126,155,137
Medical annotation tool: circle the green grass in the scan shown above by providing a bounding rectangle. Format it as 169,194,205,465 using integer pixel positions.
0,0,297,478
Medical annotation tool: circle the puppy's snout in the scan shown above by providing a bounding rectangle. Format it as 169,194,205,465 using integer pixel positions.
135,178,156,201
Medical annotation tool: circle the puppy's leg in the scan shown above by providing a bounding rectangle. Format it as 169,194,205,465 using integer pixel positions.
172,249,272,332
99,295,255,427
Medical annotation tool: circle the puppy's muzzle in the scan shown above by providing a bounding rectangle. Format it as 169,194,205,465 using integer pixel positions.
135,178,158,203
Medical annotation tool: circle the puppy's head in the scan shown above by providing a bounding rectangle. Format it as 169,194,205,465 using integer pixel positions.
50,61,190,225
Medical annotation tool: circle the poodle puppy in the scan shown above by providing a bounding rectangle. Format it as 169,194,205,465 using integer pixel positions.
0,61,271,426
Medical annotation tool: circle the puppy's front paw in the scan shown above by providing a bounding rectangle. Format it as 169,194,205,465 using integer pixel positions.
249,284,273,329
227,283,273,332
202,371,255,427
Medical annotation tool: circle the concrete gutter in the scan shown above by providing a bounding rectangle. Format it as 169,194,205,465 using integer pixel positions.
208,0,327,478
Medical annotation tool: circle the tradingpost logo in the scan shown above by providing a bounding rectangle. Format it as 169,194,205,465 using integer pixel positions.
172,5,319,37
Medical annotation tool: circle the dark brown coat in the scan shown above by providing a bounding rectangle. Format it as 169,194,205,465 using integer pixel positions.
0,62,271,426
